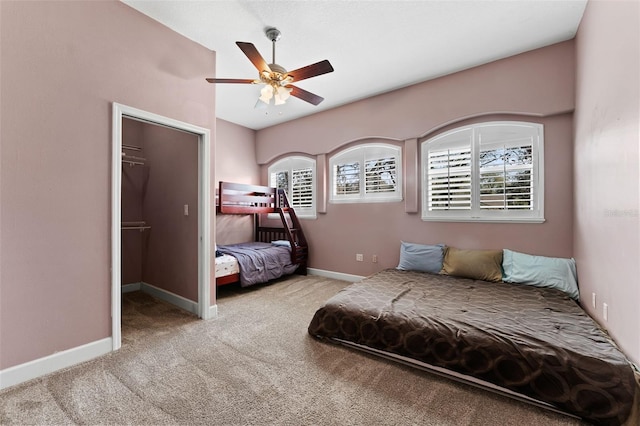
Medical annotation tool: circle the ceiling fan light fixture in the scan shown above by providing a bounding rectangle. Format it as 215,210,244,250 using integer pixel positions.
271,85,290,105
276,85,292,101
259,85,274,104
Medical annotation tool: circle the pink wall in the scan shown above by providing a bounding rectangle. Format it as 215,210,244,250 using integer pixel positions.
257,42,576,276
0,1,216,369
216,118,259,186
256,41,575,163
574,0,640,364
141,123,199,301
215,119,260,246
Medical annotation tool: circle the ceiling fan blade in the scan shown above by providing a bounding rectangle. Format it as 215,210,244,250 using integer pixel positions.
287,60,334,82
236,42,272,73
206,78,255,84
289,85,324,106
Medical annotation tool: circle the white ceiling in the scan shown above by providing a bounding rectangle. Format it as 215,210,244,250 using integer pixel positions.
122,0,587,130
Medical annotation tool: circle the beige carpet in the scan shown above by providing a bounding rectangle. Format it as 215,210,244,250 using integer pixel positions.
0,275,585,425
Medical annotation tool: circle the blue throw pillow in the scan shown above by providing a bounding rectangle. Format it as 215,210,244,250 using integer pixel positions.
502,249,579,300
397,242,444,274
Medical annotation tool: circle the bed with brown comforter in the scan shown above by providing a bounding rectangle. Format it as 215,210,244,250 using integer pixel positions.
308,269,639,425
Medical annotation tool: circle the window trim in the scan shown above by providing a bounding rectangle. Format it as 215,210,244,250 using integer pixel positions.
329,143,403,204
268,155,316,219
421,121,544,223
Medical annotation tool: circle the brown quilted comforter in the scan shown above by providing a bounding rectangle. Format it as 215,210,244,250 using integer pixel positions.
308,269,638,425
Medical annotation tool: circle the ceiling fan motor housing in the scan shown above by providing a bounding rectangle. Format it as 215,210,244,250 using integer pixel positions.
267,63,290,85
265,27,281,42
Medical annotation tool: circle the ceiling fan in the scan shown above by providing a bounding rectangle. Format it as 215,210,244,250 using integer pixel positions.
206,27,334,106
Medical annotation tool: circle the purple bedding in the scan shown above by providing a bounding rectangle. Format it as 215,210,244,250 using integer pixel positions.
217,242,298,287
308,269,639,425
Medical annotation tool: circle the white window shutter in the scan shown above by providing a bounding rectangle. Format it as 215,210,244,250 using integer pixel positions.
427,147,472,211
291,167,313,208
365,156,398,194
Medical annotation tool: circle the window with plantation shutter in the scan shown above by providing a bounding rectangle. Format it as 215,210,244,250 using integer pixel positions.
291,167,314,209
268,156,316,218
330,143,402,203
422,122,544,222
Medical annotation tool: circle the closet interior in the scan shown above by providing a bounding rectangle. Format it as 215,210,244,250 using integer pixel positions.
120,118,200,340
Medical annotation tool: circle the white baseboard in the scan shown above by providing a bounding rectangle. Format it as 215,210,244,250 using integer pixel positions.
121,282,142,293
1,285,200,390
121,282,198,316
208,304,218,319
0,337,112,391
139,282,199,315
308,268,364,283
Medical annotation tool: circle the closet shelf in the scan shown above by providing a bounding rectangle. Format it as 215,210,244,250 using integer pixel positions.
122,153,146,167
121,221,151,232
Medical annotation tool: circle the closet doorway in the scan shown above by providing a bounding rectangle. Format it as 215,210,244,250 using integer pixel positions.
111,103,212,351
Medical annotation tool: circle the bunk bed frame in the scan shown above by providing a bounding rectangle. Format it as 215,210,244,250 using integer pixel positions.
216,181,308,286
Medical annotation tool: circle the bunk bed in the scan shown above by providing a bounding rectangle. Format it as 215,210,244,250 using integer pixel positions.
215,181,308,287
309,249,640,425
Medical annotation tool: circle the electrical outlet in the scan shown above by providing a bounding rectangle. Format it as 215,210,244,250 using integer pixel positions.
183,204,189,216
372,254,378,263
356,253,363,262
603,303,608,321
592,292,597,309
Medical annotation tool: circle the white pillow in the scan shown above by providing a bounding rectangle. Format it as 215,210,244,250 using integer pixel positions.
503,249,579,300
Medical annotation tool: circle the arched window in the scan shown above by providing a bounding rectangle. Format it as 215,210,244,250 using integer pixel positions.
268,156,316,219
329,143,402,203
421,121,544,222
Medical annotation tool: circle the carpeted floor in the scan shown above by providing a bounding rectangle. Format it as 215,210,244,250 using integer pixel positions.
0,274,586,425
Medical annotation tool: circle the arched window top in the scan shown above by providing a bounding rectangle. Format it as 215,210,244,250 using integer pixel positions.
270,155,315,170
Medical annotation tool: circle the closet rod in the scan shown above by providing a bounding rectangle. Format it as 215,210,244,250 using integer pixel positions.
121,225,151,231
123,160,144,167
122,144,142,152
121,221,151,232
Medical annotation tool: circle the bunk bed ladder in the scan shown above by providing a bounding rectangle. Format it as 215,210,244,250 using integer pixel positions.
276,189,308,275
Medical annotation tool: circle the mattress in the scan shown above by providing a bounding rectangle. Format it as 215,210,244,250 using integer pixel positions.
217,242,298,287
215,254,239,278
308,269,639,425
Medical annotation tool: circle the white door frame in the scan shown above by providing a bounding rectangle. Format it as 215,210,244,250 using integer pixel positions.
111,102,212,351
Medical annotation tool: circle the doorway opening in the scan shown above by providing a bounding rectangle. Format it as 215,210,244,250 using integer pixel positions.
111,103,212,351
